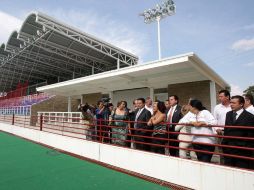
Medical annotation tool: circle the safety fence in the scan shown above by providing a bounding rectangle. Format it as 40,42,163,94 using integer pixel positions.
0,106,31,115
0,114,253,171
0,93,53,116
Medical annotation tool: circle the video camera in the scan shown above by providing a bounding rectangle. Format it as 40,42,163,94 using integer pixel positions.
78,103,93,113
101,97,111,107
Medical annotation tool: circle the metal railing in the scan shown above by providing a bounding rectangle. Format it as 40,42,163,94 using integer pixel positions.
0,106,31,115
0,114,253,171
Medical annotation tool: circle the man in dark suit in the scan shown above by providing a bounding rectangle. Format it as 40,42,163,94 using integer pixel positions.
133,98,152,151
166,95,182,156
222,95,254,169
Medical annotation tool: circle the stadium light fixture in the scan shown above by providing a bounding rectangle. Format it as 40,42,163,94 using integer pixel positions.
42,25,46,32
140,0,176,60
37,30,42,37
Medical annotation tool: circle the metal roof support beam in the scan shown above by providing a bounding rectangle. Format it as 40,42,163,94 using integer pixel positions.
18,36,106,73
2,58,66,79
0,30,51,67
36,16,138,66
1,67,48,81
14,51,81,76
19,32,113,70
19,33,102,71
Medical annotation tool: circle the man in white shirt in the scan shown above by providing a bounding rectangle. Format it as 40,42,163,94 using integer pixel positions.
244,94,254,115
213,90,231,135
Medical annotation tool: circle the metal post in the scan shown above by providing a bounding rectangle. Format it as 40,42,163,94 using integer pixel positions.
12,113,15,125
99,118,102,142
92,66,94,74
117,59,120,70
40,114,43,131
140,0,175,61
157,17,161,60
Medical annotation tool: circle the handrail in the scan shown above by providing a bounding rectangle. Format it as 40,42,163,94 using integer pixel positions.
0,114,253,171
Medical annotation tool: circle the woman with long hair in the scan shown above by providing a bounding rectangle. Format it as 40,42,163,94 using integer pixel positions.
179,99,216,162
148,101,167,154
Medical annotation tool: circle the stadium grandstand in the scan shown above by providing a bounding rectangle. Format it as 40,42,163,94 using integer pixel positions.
1,12,254,190
0,11,138,116
0,12,138,93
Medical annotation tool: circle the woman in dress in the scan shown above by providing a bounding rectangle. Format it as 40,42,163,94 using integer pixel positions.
111,101,129,146
148,101,167,154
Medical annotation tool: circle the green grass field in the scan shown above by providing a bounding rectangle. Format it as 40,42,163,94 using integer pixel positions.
0,131,170,190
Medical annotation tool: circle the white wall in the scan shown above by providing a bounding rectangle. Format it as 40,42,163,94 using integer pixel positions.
0,123,253,190
112,88,149,108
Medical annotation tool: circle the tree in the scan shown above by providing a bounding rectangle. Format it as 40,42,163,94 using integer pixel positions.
244,85,254,96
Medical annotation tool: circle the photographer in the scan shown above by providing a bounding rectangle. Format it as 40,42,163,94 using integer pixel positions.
96,100,110,143
78,103,95,140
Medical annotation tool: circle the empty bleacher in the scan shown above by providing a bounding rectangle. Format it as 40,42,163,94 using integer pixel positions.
0,93,54,115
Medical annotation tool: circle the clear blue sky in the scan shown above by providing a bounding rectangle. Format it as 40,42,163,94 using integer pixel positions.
1,0,254,94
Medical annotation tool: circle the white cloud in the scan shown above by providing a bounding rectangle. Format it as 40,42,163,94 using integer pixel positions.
230,84,243,96
37,8,150,60
231,38,254,51
0,11,22,44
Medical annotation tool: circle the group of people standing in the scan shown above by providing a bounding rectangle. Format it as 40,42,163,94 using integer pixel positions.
81,90,254,170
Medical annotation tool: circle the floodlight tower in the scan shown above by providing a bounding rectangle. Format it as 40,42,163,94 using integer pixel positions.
140,0,176,60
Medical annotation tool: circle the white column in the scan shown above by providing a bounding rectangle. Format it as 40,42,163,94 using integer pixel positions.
150,88,154,101
68,96,72,112
80,95,83,104
109,91,113,102
210,81,216,113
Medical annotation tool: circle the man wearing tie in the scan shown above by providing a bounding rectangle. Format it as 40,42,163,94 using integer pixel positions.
222,95,254,169
166,95,182,156
133,98,152,151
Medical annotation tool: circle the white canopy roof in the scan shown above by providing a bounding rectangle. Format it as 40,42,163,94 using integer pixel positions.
37,52,229,97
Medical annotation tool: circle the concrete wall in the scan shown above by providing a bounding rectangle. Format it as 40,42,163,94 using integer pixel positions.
1,123,253,190
81,93,102,106
168,80,211,111
31,95,80,125
113,88,150,108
